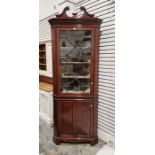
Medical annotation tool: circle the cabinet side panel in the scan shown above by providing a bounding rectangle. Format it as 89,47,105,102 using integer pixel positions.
52,26,59,94
93,27,100,137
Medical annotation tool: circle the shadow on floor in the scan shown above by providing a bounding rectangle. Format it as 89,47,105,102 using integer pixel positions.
39,118,106,155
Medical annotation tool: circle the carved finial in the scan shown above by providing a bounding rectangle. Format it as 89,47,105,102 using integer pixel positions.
80,6,94,18
56,6,70,18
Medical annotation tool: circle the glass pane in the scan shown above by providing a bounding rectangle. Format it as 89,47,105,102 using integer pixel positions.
59,30,91,94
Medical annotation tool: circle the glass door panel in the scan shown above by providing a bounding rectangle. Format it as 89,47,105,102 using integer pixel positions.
59,30,91,94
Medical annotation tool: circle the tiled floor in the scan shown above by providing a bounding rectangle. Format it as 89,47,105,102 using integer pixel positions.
39,118,106,155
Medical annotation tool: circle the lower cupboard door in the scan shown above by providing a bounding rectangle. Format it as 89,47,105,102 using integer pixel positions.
56,100,74,137
75,101,92,138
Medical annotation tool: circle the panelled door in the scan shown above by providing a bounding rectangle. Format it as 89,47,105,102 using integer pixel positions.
75,100,93,138
56,100,74,137
55,100,93,138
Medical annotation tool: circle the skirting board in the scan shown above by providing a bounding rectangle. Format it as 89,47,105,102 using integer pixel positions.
39,112,53,125
98,128,115,145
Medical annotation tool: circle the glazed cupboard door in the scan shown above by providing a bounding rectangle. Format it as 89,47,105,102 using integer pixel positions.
57,29,94,96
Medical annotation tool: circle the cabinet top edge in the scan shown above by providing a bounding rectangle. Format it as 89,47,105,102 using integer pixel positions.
48,6,102,25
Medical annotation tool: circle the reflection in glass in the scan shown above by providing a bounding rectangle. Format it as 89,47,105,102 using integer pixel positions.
59,30,91,94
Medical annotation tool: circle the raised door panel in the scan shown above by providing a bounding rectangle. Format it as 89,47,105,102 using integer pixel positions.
75,101,92,137
56,100,74,137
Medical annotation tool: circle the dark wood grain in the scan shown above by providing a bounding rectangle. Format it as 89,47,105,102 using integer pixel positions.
75,101,92,137
48,6,102,25
39,75,53,84
56,100,74,137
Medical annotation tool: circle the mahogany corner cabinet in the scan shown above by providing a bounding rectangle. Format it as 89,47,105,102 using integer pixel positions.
48,6,102,145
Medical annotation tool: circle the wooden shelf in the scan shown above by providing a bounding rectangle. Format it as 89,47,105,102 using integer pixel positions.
39,50,46,52
82,36,91,39
39,66,46,70
60,47,90,49
39,82,53,92
39,63,46,66
61,88,90,94
39,57,46,59
39,44,46,71
60,62,90,64
83,35,91,37
61,75,90,79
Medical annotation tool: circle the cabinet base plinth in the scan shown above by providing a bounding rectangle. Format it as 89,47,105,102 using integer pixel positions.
53,136,98,145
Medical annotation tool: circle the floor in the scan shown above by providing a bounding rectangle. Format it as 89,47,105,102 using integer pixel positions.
39,118,106,155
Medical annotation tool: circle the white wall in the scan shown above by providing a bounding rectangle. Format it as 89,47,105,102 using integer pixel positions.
58,2,75,17
39,0,76,20
75,0,115,144
39,0,76,77
39,0,58,20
